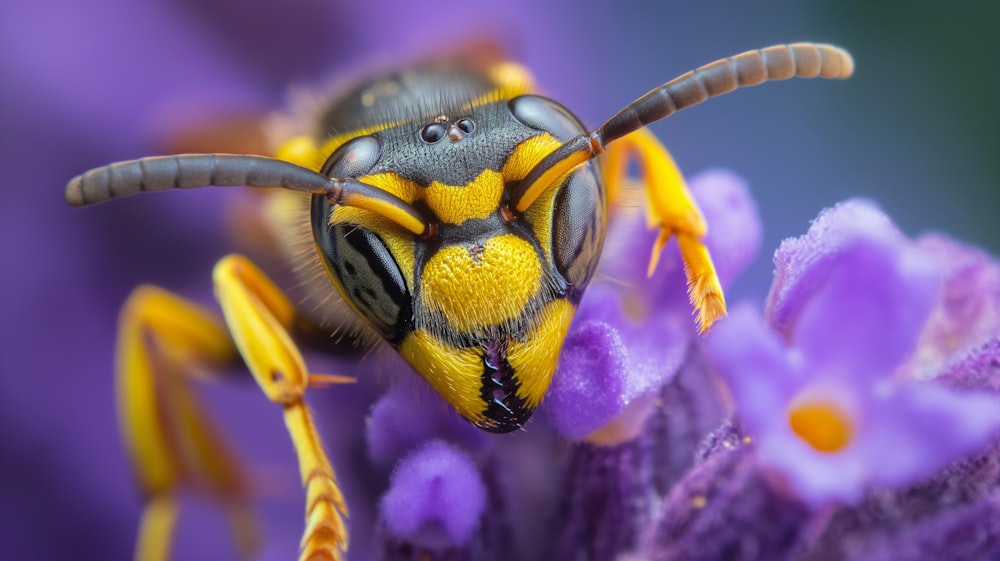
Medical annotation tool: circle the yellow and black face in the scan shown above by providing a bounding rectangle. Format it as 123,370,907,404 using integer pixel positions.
310,67,606,432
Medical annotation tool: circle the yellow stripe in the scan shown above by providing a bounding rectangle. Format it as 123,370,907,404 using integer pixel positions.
340,191,425,236
399,330,487,424
424,170,504,225
501,134,562,179
507,299,576,409
515,147,591,213
348,132,562,228
352,172,419,203
504,135,566,265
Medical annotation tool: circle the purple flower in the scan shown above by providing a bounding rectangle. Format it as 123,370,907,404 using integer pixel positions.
786,438,1000,561
378,440,487,553
854,491,1000,561
544,169,762,443
366,378,489,469
550,438,656,561
901,234,1000,381
706,200,1000,507
642,426,810,561
939,336,1000,393
538,169,760,561
764,199,905,340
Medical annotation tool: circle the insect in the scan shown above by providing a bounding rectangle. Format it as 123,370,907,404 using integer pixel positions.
67,43,853,561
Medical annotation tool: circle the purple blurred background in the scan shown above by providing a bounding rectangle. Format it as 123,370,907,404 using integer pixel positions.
2,1,997,560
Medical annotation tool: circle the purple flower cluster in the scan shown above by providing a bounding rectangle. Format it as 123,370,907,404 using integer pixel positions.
359,179,1000,561
707,200,1000,508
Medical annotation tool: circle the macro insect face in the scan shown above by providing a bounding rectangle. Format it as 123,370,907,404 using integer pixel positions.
311,65,605,431
65,45,856,433
65,43,853,561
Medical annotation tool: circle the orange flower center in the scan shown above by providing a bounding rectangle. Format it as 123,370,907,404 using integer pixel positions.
787,401,853,453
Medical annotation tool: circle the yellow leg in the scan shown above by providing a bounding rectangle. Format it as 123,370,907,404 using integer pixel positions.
213,254,349,561
601,128,726,333
134,494,178,561
116,285,257,561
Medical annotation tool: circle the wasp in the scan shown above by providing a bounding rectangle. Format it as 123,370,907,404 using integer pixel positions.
66,43,852,561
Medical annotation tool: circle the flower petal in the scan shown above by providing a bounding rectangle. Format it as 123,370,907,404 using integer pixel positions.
793,233,942,381
703,303,799,437
754,422,870,507
759,378,1000,508
766,199,907,339
857,382,1000,490
547,284,693,440
546,314,629,440
650,352,728,491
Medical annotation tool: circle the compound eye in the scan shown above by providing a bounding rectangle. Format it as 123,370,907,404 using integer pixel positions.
455,118,476,135
420,123,447,144
320,135,381,177
552,166,606,290
508,95,586,142
311,197,413,341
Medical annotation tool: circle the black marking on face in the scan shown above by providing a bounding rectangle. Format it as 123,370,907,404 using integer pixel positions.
468,243,485,263
372,101,540,187
479,339,533,432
